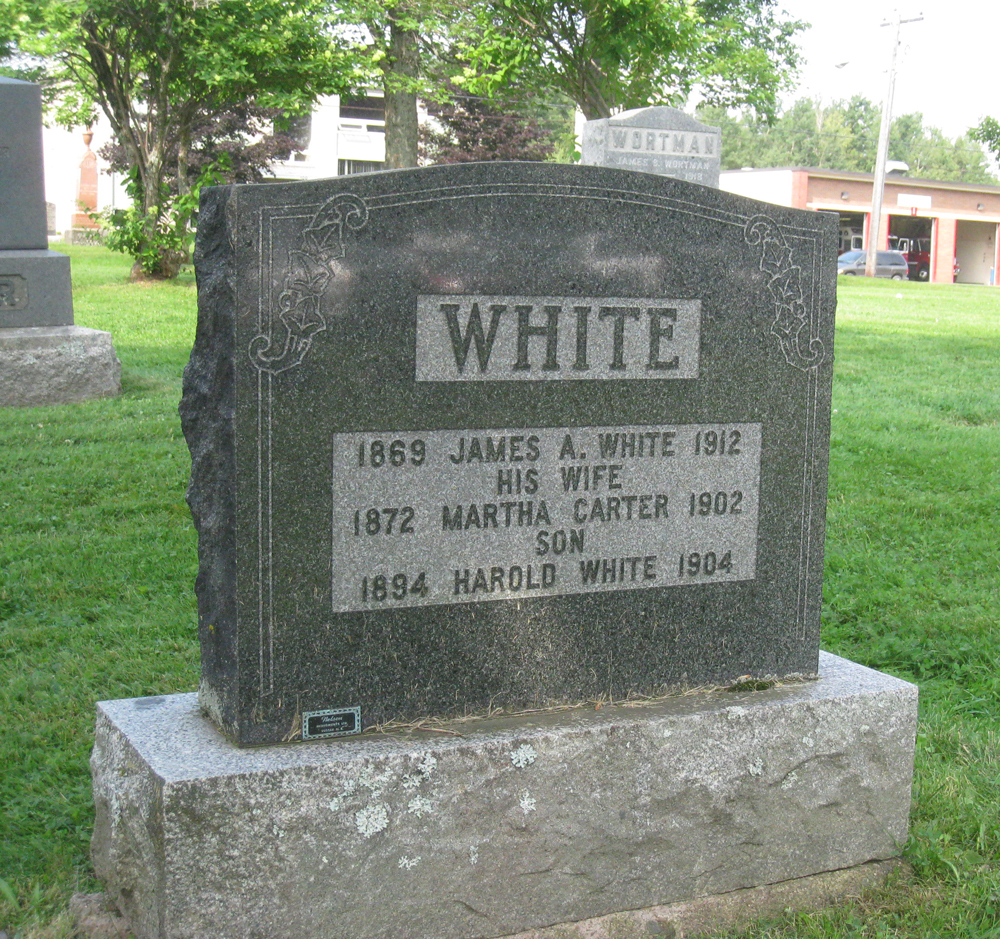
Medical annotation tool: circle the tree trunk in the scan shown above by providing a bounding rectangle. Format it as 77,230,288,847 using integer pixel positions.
577,61,612,120
177,123,191,199
383,9,420,169
131,141,183,281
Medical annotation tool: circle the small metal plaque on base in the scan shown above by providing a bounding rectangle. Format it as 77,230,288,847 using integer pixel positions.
303,707,361,740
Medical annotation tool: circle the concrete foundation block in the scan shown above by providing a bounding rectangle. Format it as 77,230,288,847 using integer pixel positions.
91,653,917,939
0,325,121,407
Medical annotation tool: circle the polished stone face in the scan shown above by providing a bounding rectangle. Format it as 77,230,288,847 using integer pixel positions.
181,162,838,747
0,78,49,251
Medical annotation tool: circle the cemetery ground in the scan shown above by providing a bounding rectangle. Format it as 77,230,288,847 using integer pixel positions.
1,245,998,939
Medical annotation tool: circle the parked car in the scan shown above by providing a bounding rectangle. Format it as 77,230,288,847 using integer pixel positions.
837,250,909,279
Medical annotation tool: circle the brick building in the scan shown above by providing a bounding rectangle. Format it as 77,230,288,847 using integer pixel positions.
721,167,1000,286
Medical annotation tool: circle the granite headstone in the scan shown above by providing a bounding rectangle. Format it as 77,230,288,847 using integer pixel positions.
581,106,722,187
181,161,837,747
0,77,73,328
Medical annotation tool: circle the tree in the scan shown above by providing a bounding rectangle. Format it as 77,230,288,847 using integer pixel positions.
326,1,472,169
420,86,559,164
698,97,997,184
969,118,1000,181
6,0,363,278
971,117,1000,156
98,102,307,192
460,0,804,121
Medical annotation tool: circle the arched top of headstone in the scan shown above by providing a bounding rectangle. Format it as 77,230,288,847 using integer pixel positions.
609,106,718,133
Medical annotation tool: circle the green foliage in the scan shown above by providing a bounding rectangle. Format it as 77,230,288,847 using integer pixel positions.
460,0,804,120
327,0,475,167
95,161,226,278
971,116,1000,172
4,0,364,275
699,97,996,183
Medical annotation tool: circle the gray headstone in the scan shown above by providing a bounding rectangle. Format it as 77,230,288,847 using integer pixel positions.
0,77,48,249
181,162,837,747
581,106,722,187
0,78,73,329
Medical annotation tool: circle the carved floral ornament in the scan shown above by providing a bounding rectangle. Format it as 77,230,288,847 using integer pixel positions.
250,194,369,375
744,215,826,372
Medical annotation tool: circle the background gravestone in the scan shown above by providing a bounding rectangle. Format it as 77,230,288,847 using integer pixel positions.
581,106,722,187
0,76,72,327
181,161,835,747
0,77,120,406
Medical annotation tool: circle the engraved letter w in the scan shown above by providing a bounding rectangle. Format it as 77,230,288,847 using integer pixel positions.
442,302,505,374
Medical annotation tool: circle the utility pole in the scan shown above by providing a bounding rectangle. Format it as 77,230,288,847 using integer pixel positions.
866,12,923,278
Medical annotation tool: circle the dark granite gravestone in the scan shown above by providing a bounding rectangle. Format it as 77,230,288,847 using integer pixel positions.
581,106,722,187
0,77,73,328
181,161,837,747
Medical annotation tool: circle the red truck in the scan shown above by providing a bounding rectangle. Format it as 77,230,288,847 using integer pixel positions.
888,236,931,280
888,236,960,281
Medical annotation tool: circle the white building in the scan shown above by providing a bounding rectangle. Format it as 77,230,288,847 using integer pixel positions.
42,93,388,236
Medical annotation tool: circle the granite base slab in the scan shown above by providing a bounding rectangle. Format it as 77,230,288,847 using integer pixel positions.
0,326,121,407
91,653,917,939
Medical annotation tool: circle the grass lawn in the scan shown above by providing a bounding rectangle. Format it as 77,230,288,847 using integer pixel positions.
1,247,999,937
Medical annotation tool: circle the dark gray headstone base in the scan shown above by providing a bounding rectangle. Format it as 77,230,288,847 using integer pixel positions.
91,653,916,939
0,326,121,407
0,249,74,327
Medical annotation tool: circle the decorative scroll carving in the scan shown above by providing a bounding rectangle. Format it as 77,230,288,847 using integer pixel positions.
744,215,825,372
251,194,368,374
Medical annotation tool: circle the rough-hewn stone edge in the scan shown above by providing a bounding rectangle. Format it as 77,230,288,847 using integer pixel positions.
89,707,166,939
179,185,238,735
71,862,903,939
502,860,903,939
0,326,120,407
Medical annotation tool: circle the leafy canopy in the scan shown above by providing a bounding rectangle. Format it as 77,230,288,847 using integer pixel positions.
459,0,804,120
4,0,365,277
699,97,997,185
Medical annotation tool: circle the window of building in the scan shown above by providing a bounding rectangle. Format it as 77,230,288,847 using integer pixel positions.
338,159,384,176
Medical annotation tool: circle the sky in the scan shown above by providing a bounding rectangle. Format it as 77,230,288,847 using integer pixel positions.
775,0,998,140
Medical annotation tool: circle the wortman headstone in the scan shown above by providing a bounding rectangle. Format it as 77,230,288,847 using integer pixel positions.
581,106,722,187
181,161,833,747
0,78,120,406
92,163,918,939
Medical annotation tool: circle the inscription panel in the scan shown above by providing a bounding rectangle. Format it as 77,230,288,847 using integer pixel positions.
0,274,28,310
580,106,722,187
331,423,760,613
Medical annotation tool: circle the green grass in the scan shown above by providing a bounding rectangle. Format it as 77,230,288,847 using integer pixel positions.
0,246,200,933
2,255,999,937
